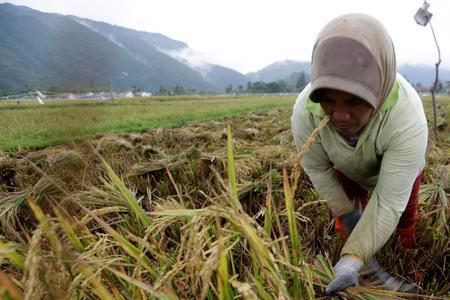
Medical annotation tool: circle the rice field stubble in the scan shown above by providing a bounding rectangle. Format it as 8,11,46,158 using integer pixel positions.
0,96,448,299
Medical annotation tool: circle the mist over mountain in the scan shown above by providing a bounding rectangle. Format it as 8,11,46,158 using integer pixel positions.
0,3,247,93
71,16,249,90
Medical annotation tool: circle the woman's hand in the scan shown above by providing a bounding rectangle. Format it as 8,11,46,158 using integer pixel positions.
325,255,364,295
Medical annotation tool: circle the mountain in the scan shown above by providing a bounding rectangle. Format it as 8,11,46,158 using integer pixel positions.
72,16,248,91
398,64,450,86
204,65,248,89
248,59,450,88
0,3,247,93
246,60,311,83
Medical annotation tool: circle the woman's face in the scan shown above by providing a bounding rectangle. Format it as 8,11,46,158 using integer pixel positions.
319,89,374,137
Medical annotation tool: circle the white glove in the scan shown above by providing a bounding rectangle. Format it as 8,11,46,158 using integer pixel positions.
325,256,364,295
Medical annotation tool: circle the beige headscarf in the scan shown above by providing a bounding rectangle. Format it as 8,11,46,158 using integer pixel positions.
309,14,396,111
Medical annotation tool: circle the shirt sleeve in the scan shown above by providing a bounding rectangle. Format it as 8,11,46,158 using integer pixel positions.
291,89,354,217
341,124,427,262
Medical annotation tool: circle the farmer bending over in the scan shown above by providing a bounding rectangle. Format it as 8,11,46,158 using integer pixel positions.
291,14,428,294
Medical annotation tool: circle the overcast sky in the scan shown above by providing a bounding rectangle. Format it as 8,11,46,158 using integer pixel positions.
4,0,450,73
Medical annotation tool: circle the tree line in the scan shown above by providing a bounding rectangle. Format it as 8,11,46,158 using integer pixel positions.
1,71,312,97
155,71,310,96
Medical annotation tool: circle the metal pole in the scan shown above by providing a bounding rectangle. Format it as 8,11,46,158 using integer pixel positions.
429,20,441,142
110,79,114,99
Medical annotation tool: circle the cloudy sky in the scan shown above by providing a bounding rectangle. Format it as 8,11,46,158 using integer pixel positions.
4,0,450,73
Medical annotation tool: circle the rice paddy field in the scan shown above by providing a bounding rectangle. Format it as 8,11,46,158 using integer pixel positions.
0,96,294,152
0,95,449,299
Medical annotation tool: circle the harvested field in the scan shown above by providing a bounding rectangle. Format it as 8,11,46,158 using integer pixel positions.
0,96,294,151
0,105,449,299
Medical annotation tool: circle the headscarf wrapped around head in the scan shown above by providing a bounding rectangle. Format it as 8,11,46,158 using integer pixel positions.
309,14,396,111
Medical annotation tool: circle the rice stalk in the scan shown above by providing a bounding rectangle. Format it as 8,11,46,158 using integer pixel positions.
216,215,233,300
226,124,243,211
282,167,301,264
0,270,22,300
107,267,178,300
226,211,290,298
76,262,115,300
76,202,158,279
249,273,273,300
229,276,258,300
0,174,61,240
54,207,85,253
263,178,273,236
97,154,152,228
0,239,25,270
0,192,26,238
129,159,186,178
290,116,329,196
26,197,62,256
23,226,44,300
282,167,304,297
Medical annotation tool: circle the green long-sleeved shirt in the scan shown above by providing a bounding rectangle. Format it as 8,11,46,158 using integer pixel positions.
291,74,428,262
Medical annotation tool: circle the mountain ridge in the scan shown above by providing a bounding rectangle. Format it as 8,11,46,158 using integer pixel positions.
249,59,450,88
0,2,247,93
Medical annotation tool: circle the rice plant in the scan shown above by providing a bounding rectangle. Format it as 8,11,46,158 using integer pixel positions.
0,106,448,299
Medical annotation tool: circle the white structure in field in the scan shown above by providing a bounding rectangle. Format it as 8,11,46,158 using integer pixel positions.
36,90,45,104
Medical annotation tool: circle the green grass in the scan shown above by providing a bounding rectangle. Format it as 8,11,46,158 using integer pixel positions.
421,95,450,143
0,95,295,151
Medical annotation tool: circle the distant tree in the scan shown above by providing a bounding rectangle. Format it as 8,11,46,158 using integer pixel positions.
252,81,267,93
237,85,244,94
174,85,185,95
296,71,308,91
437,81,443,93
266,82,281,93
158,85,169,96
277,80,287,92
246,82,253,93
428,80,444,93
225,84,233,94
287,85,298,93
132,85,143,93
264,81,286,93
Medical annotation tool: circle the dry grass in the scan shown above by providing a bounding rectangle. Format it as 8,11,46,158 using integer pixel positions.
0,106,448,299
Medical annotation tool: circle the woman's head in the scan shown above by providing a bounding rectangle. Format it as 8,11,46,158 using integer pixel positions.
308,14,396,135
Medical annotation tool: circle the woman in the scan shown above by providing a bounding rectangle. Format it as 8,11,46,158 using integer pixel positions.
291,14,428,294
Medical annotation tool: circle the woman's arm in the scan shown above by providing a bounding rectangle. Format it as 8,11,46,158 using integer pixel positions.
341,125,427,262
